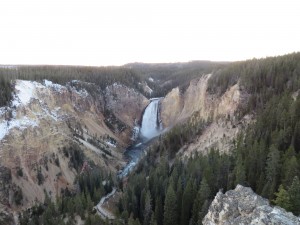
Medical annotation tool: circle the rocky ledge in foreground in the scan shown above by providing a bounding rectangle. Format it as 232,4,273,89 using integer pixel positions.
203,185,300,225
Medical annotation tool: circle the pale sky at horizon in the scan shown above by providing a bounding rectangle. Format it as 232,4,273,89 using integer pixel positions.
0,0,300,66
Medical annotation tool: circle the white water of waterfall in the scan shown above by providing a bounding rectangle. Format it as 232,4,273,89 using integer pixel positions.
118,98,163,178
140,98,162,140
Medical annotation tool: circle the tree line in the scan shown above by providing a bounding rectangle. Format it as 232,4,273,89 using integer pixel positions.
0,65,145,107
126,61,224,97
207,52,300,115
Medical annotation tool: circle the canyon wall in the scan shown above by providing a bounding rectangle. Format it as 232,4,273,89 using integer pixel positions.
0,80,148,214
160,74,250,155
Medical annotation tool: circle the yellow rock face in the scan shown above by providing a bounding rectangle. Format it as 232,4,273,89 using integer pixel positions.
160,87,183,128
161,74,244,127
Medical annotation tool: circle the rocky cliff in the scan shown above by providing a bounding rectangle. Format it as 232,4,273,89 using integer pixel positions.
161,74,251,155
203,185,300,225
161,74,243,126
105,83,149,133
0,79,148,218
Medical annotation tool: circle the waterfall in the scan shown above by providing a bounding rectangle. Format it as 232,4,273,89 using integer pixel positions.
118,98,163,178
140,98,162,140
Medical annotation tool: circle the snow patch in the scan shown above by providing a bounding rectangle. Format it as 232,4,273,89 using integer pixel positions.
108,82,124,89
106,141,116,148
44,80,65,93
131,126,140,141
0,108,6,117
0,117,38,141
148,77,154,82
73,88,89,98
12,80,37,106
0,79,68,142
41,106,61,121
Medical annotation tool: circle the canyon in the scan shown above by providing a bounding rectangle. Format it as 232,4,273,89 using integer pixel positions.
2,74,239,221
0,79,149,222
0,53,299,224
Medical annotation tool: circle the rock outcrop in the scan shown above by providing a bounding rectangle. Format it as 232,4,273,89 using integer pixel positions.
105,83,149,129
160,87,183,128
203,185,300,225
0,204,14,225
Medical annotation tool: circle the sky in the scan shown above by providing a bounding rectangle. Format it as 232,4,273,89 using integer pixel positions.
0,0,300,66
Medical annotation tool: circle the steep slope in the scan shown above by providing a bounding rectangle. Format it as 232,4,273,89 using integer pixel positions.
160,74,250,155
105,83,149,138
161,74,244,127
203,185,300,225
0,79,148,216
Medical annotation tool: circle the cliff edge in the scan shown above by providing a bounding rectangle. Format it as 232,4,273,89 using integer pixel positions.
203,185,300,225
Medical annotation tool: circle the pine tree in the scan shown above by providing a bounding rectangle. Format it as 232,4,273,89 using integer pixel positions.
273,185,291,211
155,196,163,225
128,213,142,225
176,177,183,225
150,214,157,225
140,189,146,220
143,191,152,225
262,145,281,198
164,185,178,225
292,122,300,152
180,179,194,225
282,156,299,187
288,176,300,216
234,155,246,186
191,178,210,225
86,193,93,213
198,200,210,225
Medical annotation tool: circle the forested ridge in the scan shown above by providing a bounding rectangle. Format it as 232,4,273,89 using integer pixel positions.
0,65,144,107
2,52,299,108
0,62,220,107
207,52,300,114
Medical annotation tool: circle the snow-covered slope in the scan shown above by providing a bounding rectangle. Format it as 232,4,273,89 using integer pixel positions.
0,80,65,142
0,79,148,214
